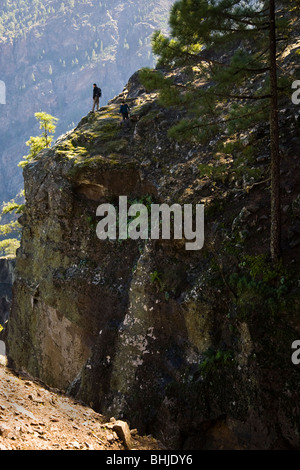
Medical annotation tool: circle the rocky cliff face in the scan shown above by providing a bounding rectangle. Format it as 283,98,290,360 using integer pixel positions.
0,258,15,328
0,0,174,203
7,69,300,449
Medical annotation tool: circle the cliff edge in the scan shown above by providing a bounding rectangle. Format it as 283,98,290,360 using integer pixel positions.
6,70,300,450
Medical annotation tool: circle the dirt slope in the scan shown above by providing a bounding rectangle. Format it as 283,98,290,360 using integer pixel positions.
0,363,161,451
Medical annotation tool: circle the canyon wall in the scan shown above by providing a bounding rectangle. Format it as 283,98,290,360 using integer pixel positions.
6,69,300,449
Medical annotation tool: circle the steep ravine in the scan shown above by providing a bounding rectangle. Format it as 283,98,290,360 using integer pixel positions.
6,69,300,450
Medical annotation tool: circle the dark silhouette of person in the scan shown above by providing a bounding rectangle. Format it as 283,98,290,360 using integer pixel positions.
119,101,131,121
92,83,101,112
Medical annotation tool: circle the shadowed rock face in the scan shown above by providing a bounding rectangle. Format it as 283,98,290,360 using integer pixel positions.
0,258,15,328
6,69,300,450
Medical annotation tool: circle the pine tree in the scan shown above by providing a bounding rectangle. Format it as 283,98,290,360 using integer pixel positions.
0,190,25,258
19,112,58,167
140,0,295,262
0,111,58,256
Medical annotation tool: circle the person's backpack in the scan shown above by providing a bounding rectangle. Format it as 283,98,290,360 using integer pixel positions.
97,87,102,98
120,104,130,114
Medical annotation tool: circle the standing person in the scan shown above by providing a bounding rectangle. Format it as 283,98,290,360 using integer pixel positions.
92,83,101,112
119,101,130,123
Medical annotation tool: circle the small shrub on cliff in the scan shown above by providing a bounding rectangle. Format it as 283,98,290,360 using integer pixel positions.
0,190,25,257
19,112,58,167
0,111,57,256
195,348,234,379
229,254,291,317
150,270,162,285
0,238,20,258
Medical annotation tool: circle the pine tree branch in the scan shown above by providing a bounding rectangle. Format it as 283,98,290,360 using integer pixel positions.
232,178,271,193
168,79,271,101
214,92,271,100
222,25,270,32
180,49,228,67
185,105,269,132
168,82,271,101
159,41,228,67
235,67,269,74
221,12,267,27
230,4,270,18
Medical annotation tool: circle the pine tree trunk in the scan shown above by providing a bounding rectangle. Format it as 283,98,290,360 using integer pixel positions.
269,0,281,262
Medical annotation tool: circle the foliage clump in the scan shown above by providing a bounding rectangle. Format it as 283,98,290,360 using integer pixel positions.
19,112,58,167
229,254,291,317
